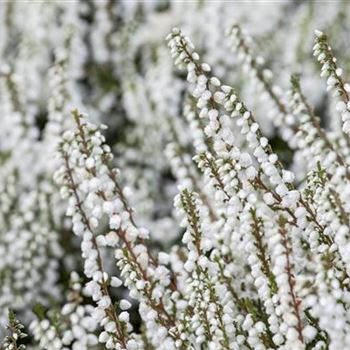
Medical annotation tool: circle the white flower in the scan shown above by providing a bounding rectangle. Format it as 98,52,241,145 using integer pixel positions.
118,312,129,323
120,299,132,310
110,276,123,288
105,232,119,246
109,214,121,229
282,170,295,183
275,183,288,197
336,101,347,112
98,296,111,309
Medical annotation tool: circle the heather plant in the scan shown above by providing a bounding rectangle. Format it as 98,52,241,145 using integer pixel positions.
1,1,350,350
2,311,27,350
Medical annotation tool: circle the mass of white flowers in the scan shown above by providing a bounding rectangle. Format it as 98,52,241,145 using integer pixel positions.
1,1,350,350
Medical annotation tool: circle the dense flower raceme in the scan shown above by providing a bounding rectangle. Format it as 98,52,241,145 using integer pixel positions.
167,26,350,347
53,110,186,350
29,272,98,350
2,1,350,350
313,30,350,135
52,28,350,350
22,20,346,348
2,310,27,350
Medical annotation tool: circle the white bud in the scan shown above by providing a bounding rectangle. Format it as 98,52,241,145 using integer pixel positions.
120,299,132,310
110,215,121,229
119,311,129,322
111,277,123,288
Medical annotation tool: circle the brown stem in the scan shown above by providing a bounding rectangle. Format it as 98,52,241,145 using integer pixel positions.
63,154,127,348
71,116,181,337
298,87,350,180
279,220,304,343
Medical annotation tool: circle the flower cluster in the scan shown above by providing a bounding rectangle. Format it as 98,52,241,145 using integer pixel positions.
227,23,296,142
30,272,98,350
2,311,27,350
54,110,185,349
165,27,350,349
313,30,350,135
2,2,350,350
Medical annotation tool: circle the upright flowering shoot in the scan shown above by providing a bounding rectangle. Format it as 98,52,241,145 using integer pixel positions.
55,110,134,349
314,30,350,135
176,189,233,349
166,26,350,350
227,23,296,142
55,109,186,349
29,272,98,350
2,310,27,350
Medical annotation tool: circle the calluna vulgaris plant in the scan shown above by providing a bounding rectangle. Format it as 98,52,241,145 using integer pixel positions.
2,1,350,350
